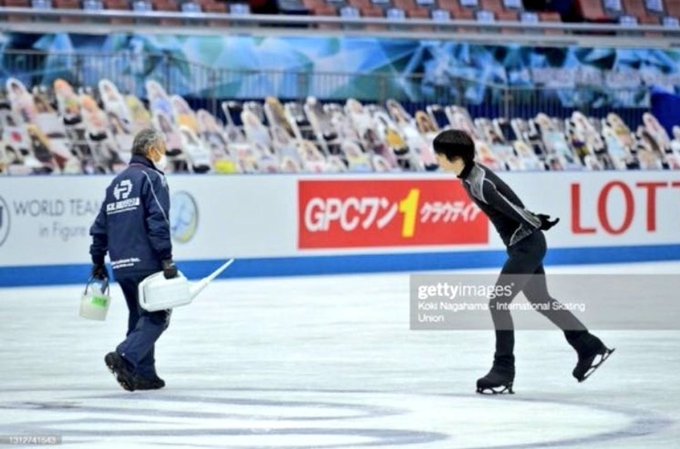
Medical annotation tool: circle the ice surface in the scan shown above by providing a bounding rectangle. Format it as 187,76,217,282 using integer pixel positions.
0,261,678,448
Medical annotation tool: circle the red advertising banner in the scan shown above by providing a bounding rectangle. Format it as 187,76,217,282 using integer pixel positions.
298,179,489,249
571,180,680,235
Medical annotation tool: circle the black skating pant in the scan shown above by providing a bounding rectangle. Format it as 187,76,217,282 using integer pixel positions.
491,230,588,368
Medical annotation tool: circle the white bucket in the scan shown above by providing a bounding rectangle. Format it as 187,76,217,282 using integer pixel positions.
79,278,111,321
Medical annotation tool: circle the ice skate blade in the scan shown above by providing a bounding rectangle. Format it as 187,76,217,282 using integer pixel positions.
578,347,615,383
476,383,514,395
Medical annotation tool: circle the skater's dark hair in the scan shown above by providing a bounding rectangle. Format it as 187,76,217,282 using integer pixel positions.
132,128,164,157
433,129,475,164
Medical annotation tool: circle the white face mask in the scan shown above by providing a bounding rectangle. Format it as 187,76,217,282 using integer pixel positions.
154,153,168,172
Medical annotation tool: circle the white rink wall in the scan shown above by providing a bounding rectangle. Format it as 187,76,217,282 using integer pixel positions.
0,171,679,286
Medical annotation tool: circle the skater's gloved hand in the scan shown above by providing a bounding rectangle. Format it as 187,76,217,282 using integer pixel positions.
537,214,560,231
162,259,178,279
91,263,108,281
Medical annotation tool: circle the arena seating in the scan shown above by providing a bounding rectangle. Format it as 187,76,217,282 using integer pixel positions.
3,0,680,35
1,77,677,175
288,0,565,25
0,0,248,23
575,0,677,27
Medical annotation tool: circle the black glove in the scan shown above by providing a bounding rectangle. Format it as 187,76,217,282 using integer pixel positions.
162,259,178,279
91,263,108,281
537,214,560,231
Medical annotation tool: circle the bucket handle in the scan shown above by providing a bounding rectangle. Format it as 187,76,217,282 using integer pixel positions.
84,276,110,296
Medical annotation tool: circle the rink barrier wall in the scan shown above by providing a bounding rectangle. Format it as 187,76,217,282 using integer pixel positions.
2,243,680,287
1,171,680,287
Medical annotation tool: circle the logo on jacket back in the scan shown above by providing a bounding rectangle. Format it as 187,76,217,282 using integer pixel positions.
0,196,10,247
113,180,132,200
107,179,140,215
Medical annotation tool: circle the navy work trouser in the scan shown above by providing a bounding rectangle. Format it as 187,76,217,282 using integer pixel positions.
116,273,171,378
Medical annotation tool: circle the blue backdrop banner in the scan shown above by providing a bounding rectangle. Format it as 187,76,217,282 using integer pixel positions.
1,32,678,106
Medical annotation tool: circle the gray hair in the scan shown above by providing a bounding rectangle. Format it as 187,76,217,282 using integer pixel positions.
131,128,164,157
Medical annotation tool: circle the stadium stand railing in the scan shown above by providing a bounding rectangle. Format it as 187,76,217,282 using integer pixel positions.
1,50,674,176
0,50,649,124
2,6,680,42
